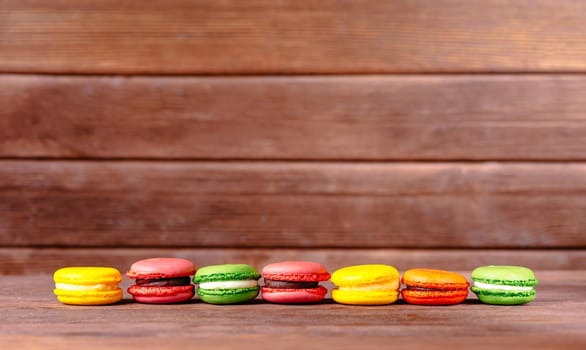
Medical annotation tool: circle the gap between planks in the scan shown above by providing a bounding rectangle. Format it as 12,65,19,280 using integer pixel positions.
1,248,584,275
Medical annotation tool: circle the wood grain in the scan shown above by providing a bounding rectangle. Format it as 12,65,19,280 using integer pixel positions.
2,248,585,275
2,0,586,74
1,272,584,349
2,161,585,248
3,74,586,160
4,336,582,350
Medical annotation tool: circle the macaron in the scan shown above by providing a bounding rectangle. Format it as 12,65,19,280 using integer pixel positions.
401,268,469,305
127,258,196,304
261,261,330,303
194,264,261,304
53,267,123,306
331,264,400,305
471,265,538,305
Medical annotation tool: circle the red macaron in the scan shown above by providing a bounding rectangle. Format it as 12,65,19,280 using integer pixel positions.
261,261,330,303
401,268,469,305
127,258,196,304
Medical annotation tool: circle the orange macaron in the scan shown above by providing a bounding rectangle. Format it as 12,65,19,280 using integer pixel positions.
401,268,469,305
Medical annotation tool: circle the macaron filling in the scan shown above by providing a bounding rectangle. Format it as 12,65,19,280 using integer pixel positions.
198,280,259,289
473,281,534,292
136,277,192,287
337,281,398,292
405,286,454,292
404,282,468,292
264,279,319,289
54,283,120,291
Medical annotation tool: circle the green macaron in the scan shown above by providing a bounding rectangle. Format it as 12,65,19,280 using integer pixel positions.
193,264,260,304
471,265,538,305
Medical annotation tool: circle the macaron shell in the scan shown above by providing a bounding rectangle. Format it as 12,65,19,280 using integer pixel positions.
331,264,400,287
194,264,260,283
128,284,195,304
332,288,399,305
262,261,330,282
472,287,537,305
401,288,468,305
127,258,196,279
54,289,123,306
402,269,469,288
261,286,328,303
401,289,468,305
197,286,260,304
471,265,538,287
132,290,195,304
54,267,122,284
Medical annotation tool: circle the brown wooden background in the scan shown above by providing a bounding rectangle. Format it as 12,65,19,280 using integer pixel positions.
1,0,585,275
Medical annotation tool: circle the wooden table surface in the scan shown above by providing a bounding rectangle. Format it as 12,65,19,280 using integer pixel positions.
1,271,584,349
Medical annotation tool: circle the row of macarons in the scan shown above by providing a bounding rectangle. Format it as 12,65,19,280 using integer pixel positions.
53,258,538,306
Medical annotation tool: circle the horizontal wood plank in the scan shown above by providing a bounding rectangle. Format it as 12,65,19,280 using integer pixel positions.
1,272,585,349
2,248,584,275
1,161,585,248
5,335,583,350
2,75,586,160
2,0,586,74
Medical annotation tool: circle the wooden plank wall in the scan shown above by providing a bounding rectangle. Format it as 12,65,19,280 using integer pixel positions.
1,0,585,274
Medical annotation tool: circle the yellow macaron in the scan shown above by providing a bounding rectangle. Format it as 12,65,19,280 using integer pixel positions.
53,267,123,305
331,264,400,305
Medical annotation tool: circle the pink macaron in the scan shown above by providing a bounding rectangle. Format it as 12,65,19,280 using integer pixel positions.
261,261,330,303
127,258,196,304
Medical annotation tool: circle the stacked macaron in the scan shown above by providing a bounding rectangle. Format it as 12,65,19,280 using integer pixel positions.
194,264,261,304
52,260,539,307
401,268,469,305
53,267,123,305
261,261,330,303
331,264,400,305
127,258,196,304
471,265,538,305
